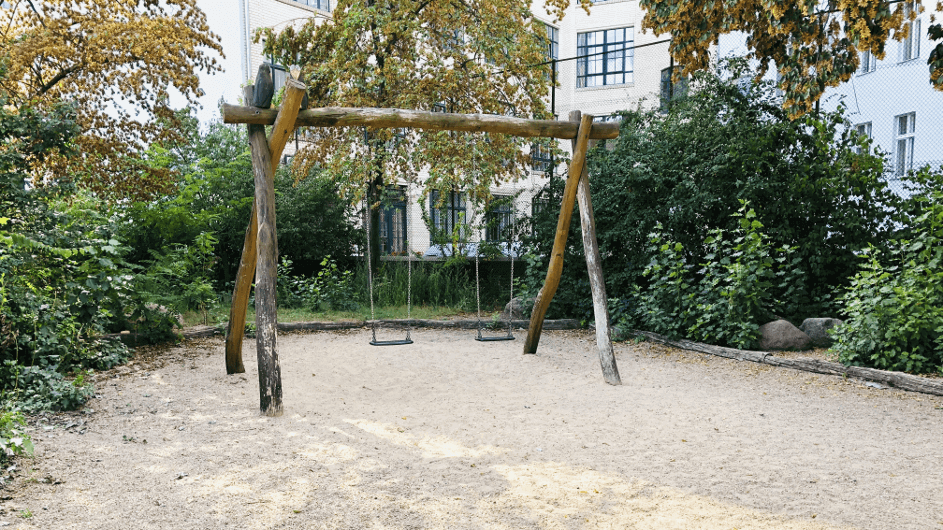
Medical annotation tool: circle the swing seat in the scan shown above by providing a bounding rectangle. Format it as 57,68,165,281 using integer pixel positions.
370,337,414,346
476,325,514,342
370,328,413,346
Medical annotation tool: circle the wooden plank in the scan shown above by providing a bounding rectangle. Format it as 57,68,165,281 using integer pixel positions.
634,330,943,397
573,112,621,386
221,104,620,140
224,79,307,375
523,114,594,354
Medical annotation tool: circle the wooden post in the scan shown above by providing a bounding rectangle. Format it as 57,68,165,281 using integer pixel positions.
225,79,307,376
523,113,594,354
574,120,621,385
248,124,283,416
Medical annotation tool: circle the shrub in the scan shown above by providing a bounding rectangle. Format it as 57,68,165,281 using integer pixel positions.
0,410,33,463
831,188,943,374
631,205,803,349
525,58,899,321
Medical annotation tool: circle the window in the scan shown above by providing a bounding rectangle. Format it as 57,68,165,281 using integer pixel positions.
900,1,921,61
577,27,634,88
429,190,467,243
659,66,688,112
485,196,514,242
291,0,331,11
894,113,915,176
531,142,553,173
378,188,408,255
269,63,289,94
544,24,559,76
854,122,872,154
858,49,876,73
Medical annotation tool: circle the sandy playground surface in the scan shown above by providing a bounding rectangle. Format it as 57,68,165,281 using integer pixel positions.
2,328,942,529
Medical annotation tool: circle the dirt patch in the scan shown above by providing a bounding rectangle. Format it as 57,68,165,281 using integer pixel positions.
3,330,942,529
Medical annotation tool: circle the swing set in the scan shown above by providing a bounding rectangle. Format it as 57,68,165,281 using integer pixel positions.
221,72,622,417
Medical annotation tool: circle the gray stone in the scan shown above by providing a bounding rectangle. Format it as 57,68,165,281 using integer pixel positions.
799,318,844,347
503,297,535,319
759,319,812,351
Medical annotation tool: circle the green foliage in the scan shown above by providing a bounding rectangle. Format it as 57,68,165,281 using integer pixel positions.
831,187,943,374
135,231,218,325
551,60,898,321
0,410,33,463
282,256,360,312
121,113,360,284
1,362,95,413
631,206,803,350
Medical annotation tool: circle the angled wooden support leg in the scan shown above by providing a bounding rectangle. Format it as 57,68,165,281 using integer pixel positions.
575,134,621,386
225,79,308,377
523,112,594,354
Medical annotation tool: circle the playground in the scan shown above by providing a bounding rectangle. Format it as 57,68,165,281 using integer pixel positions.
8,329,942,529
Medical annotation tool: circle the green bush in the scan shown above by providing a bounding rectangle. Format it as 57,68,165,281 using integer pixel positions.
631,205,803,349
831,188,943,374
526,58,899,321
0,410,33,463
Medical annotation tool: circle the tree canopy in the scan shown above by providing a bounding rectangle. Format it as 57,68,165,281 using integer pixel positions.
636,0,943,116
0,0,223,200
258,0,556,203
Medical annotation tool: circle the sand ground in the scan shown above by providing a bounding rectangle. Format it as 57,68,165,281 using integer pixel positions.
2,329,942,529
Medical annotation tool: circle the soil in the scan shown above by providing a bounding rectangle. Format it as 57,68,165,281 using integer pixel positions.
2,329,942,529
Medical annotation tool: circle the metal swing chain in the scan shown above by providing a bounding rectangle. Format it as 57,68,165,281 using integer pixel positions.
364,195,378,342
507,197,516,336
472,138,484,335
405,178,412,341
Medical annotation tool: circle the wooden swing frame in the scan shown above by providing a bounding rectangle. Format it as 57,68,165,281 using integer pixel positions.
222,78,622,417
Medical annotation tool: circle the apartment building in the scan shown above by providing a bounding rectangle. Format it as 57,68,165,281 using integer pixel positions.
237,0,671,256
717,0,943,195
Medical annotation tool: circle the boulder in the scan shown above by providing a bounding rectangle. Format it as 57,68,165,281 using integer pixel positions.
799,318,844,347
759,319,812,351
502,297,535,319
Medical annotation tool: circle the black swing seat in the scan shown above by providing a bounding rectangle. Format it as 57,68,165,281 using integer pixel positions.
370,337,414,346
370,327,413,346
475,323,515,342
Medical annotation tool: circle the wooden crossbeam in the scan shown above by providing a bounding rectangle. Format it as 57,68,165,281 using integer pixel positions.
221,104,620,140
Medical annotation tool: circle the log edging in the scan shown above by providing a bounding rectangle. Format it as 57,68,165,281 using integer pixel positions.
632,330,943,397
103,319,582,344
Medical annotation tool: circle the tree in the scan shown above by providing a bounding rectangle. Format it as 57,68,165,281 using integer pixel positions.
0,0,223,200
258,0,555,271
635,0,943,116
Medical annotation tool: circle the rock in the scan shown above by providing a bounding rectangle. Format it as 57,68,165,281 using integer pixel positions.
759,319,812,351
611,324,633,342
799,318,843,347
503,297,535,319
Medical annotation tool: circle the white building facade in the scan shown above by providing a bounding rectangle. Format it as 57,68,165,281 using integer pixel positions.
717,1,943,194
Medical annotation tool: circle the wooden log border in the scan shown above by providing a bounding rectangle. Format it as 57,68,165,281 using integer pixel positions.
633,330,943,397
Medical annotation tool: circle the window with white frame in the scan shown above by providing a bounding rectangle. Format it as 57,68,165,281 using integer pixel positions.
858,49,876,73
577,27,634,88
291,0,331,12
894,113,915,176
531,142,553,173
900,0,921,62
854,122,872,154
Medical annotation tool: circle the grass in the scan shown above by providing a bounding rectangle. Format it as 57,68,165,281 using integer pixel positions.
181,303,469,327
